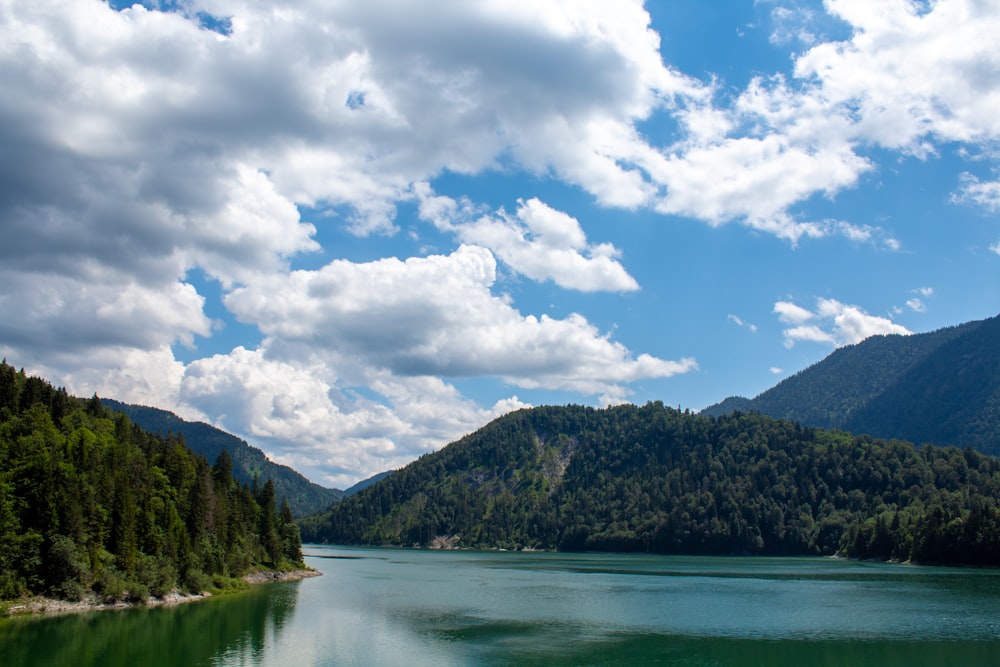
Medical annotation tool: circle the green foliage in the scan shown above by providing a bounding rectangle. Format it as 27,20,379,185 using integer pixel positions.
308,403,1000,567
101,398,343,517
702,314,1000,456
0,361,305,602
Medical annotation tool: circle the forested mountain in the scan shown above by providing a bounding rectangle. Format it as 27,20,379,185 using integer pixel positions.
0,362,304,603
102,399,343,518
304,403,1000,566
343,470,394,496
702,314,1000,455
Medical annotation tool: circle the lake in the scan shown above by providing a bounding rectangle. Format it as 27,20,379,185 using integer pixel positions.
4,546,1000,666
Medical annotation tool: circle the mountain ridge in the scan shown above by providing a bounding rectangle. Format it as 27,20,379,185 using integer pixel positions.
701,314,1000,454
304,402,1000,566
101,399,344,518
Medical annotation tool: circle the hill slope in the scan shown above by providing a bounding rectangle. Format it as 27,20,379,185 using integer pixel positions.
102,399,343,518
0,363,303,601
304,403,1000,566
701,314,1000,454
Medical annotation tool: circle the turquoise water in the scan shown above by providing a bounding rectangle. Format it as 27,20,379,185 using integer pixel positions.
3,547,1000,666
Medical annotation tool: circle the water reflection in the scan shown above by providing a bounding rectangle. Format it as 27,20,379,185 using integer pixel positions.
0,580,301,667
5,550,1000,667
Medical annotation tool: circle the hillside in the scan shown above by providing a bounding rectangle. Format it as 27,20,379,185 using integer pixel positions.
102,399,343,518
701,314,1000,454
304,403,1000,566
0,362,304,602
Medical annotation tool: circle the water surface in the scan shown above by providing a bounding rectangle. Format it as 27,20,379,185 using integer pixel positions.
3,547,1000,666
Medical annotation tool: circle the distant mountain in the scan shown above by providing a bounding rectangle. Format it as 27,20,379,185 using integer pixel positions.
303,403,1000,566
701,314,1000,455
102,399,343,517
344,470,394,496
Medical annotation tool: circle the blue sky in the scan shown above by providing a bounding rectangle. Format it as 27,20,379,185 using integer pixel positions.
1,0,998,487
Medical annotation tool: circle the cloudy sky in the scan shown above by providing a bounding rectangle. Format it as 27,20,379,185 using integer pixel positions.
2,0,999,488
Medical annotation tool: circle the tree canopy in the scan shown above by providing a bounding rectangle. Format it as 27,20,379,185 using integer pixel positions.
0,361,304,602
702,314,1000,456
305,403,1000,566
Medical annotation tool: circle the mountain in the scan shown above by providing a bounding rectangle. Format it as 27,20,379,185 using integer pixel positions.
0,362,303,602
303,403,1000,566
102,399,343,518
701,314,1000,455
344,470,394,496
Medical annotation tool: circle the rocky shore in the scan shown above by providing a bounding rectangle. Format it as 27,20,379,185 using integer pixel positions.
241,568,322,584
3,568,321,617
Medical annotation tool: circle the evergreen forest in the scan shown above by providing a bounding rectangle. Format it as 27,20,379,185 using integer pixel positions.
0,362,304,603
703,313,1000,456
101,399,343,518
304,403,1000,566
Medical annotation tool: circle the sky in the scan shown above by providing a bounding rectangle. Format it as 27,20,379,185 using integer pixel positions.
1,0,999,489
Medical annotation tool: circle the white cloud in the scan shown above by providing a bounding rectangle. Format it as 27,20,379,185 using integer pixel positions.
896,287,934,313
222,245,691,395
652,0,1000,239
953,173,1000,212
179,345,532,487
795,0,1000,148
768,5,820,46
776,297,911,348
902,286,934,313
990,240,1000,256
782,324,837,348
653,129,872,242
418,189,639,292
7,345,192,420
4,0,998,260
769,366,784,375
774,300,815,324
0,269,212,355
728,314,758,332
0,0,699,249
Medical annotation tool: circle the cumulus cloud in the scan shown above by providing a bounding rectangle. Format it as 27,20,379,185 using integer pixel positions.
0,269,212,356
774,300,816,325
653,0,1000,239
223,245,691,395
178,345,531,487
775,297,911,348
417,187,639,292
4,0,999,257
796,0,1000,150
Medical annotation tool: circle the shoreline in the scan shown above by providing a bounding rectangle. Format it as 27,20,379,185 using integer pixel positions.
2,568,321,618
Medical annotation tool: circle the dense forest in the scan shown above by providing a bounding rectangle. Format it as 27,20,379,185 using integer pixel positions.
102,399,343,518
0,362,304,603
703,314,1000,456
304,403,1000,566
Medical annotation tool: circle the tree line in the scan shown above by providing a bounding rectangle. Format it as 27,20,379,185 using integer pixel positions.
0,361,304,603
305,403,1000,566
